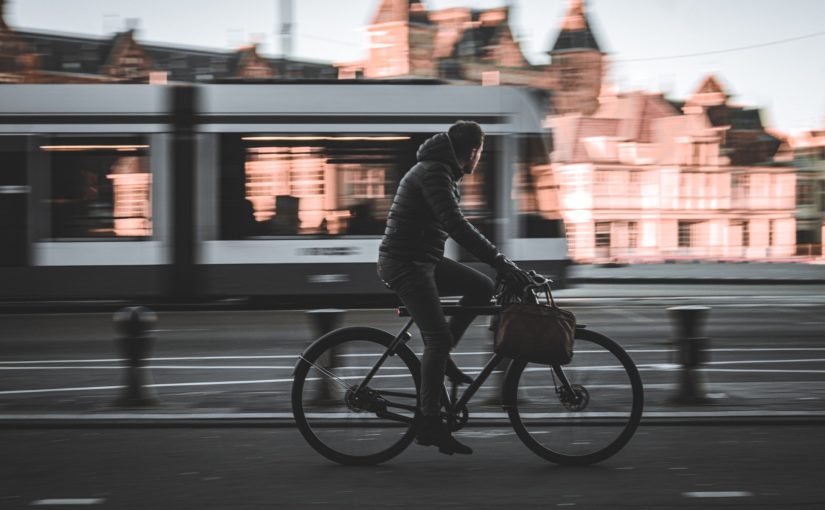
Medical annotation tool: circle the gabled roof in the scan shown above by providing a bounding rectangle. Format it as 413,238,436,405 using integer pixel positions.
448,7,530,66
695,74,726,95
594,92,681,142
549,0,601,53
550,114,620,163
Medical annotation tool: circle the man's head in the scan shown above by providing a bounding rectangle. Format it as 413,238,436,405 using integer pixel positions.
448,120,485,175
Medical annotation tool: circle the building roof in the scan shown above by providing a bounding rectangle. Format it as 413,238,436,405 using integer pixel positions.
14,28,335,82
549,0,601,53
594,91,681,142
550,114,620,163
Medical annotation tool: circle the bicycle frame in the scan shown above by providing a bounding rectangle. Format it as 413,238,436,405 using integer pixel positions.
351,304,580,424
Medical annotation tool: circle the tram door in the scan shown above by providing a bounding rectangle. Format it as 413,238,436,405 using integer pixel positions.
0,137,29,266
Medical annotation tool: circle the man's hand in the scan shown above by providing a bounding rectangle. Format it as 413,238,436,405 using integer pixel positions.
493,254,532,289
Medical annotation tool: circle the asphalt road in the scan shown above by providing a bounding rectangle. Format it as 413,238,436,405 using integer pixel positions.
1,285,824,416
0,425,823,509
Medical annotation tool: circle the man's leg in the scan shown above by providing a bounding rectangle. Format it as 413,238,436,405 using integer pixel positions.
384,261,453,417
434,257,495,347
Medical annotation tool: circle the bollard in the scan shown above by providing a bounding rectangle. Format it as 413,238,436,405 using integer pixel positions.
306,309,346,401
113,306,158,407
667,305,712,404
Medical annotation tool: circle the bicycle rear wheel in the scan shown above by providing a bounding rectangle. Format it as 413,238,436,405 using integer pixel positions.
291,327,420,465
504,328,644,465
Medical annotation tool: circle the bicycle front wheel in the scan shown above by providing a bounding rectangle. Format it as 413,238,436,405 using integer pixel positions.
504,328,644,465
291,327,421,465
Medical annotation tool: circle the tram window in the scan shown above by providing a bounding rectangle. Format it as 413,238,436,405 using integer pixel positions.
218,134,423,238
42,137,151,239
514,134,564,238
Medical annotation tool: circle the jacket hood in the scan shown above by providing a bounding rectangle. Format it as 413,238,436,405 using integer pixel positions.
416,133,463,179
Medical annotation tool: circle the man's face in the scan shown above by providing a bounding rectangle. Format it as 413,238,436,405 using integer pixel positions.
465,139,484,174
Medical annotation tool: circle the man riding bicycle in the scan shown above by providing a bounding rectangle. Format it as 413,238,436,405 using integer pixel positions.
377,120,531,455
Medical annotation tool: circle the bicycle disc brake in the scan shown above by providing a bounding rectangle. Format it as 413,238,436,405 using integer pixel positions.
559,384,589,412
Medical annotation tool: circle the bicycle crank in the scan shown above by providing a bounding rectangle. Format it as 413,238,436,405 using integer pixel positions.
344,386,387,414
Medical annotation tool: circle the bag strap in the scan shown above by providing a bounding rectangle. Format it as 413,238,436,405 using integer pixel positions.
543,283,557,308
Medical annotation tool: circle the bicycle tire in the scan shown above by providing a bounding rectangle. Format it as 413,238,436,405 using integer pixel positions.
292,327,421,465
503,328,644,465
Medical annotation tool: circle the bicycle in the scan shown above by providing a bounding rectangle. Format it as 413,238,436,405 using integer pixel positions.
291,275,644,466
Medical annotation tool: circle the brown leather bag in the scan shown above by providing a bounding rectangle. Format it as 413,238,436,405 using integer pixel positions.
493,284,576,365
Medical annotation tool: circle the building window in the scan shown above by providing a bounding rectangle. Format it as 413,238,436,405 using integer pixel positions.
628,221,638,249
797,179,814,206
565,223,577,253
595,222,611,248
769,219,775,246
678,221,694,248
42,136,152,239
819,181,825,213
742,220,750,247
732,173,750,203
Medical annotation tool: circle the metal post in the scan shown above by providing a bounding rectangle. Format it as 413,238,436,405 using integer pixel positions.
113,306,158,407
667,305,713,404
306,309,346,401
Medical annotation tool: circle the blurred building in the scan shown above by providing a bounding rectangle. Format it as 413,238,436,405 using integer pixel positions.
550,75,798,262
0,0,335,84
790,129,825,257
337,0,605,116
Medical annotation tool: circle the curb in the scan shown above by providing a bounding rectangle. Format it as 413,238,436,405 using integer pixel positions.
3,411,825,428
569,278,825,286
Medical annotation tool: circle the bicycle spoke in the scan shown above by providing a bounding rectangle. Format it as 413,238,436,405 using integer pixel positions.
299,355,353,391
293,333,419,465
507,330,643,465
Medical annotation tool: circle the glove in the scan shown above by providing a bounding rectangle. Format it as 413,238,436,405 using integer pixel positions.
492,254,533,289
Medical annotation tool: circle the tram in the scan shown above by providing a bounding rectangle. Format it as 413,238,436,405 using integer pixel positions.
0,82,568,301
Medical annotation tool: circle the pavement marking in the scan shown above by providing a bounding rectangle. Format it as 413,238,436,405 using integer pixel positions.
30,499,105,506
703,368,825,374
0,373,417,396
706,358,825,365
3,410,825,422
683,492,753,498
605,308,655,324
3,347,825,366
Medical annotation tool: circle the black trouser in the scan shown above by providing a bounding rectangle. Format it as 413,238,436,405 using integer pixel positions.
377,255,495,416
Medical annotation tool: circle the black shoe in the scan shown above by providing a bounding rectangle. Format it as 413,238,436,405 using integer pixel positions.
445,358,474,386
415,415,473,455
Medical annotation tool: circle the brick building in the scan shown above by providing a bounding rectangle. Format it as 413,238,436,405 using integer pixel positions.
550,75,798,262
791,129,825,256
0,0,335,84
337,0,606,116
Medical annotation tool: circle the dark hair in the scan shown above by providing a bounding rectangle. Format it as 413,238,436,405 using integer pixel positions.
448,120,484,161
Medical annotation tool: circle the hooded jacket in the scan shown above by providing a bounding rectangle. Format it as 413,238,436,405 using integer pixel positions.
379,133,500,265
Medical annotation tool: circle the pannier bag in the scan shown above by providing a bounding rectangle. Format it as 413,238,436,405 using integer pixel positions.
493,283,576,365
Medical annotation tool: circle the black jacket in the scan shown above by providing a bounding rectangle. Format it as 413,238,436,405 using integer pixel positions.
379,133,500,265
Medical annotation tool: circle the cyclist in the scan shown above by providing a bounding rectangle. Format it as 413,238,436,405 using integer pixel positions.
377,120,530,455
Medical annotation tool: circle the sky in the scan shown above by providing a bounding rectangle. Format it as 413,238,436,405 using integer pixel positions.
6,0,825,134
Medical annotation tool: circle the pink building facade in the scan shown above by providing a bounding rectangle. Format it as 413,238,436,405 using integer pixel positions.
338,0,606,116
551,77,797,263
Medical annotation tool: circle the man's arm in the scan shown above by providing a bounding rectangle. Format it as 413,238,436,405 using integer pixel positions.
420,164,500,265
